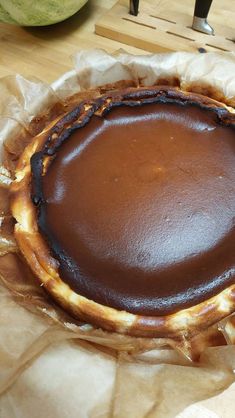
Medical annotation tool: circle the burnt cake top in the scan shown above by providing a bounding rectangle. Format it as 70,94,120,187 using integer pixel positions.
30,88,235,316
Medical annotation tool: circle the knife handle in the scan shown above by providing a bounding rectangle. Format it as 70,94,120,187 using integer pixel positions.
130,0,140,16
194,0,213,19
192,0,214,35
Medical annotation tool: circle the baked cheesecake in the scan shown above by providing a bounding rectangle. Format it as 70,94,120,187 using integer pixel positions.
10,86,235,337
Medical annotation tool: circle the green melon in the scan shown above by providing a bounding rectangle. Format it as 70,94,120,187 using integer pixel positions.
0,0,88,26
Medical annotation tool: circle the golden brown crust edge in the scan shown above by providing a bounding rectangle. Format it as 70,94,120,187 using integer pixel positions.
10,86,235,338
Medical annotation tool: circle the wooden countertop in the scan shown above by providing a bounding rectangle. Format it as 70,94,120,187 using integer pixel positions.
0,0,145,84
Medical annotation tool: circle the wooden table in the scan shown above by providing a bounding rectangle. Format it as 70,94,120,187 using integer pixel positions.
0,0,144,84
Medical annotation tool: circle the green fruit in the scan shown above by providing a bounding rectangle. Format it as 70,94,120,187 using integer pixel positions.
0,0,87,26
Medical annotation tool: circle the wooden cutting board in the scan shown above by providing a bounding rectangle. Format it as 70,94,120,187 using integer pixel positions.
96,0,235,53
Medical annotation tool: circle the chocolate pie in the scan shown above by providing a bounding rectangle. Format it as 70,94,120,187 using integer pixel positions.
11,86,235,337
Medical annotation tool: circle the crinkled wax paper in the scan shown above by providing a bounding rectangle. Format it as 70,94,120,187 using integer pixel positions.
0,50,235,418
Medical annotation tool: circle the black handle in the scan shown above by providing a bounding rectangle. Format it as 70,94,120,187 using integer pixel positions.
130,0,139,16
194,0,213,18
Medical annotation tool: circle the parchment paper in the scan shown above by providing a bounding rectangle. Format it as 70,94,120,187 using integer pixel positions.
0,50,235,418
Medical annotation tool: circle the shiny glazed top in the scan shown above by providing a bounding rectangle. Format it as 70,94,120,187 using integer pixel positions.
39,100,235,315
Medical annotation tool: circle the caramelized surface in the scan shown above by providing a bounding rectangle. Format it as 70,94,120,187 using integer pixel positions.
39,101,235,315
